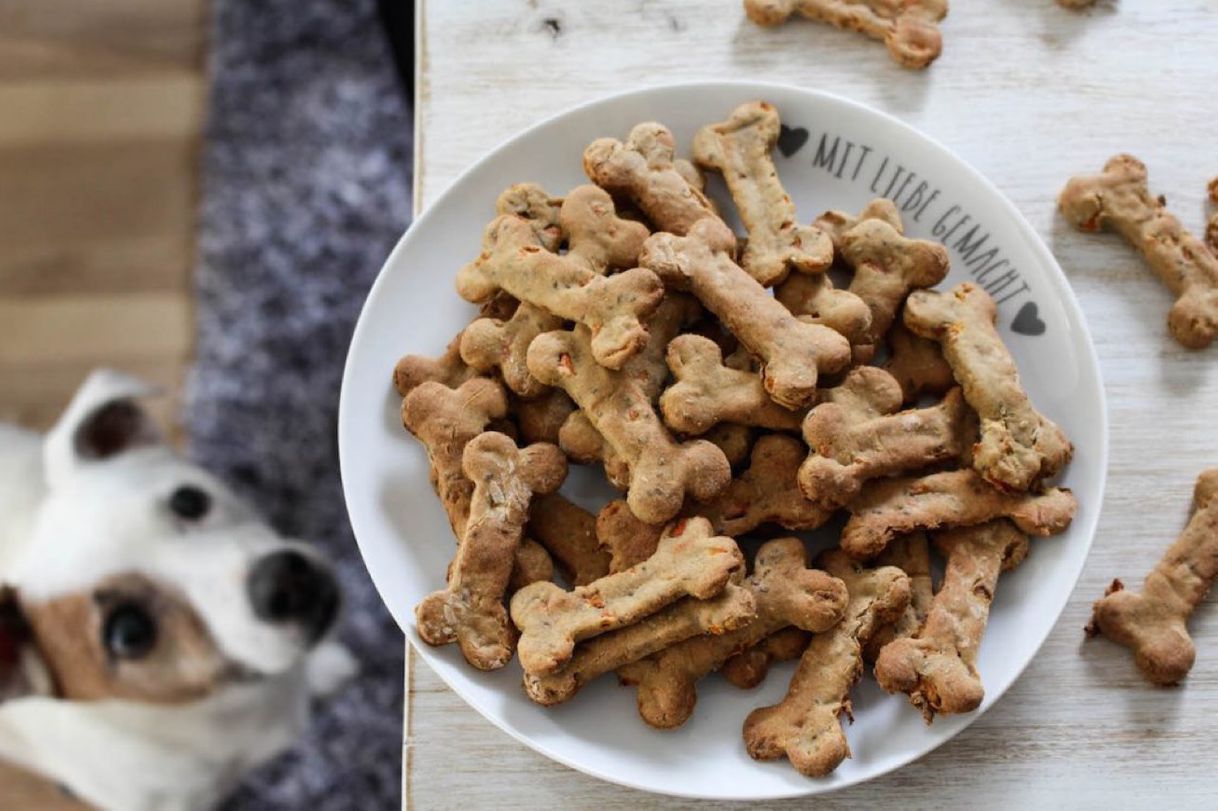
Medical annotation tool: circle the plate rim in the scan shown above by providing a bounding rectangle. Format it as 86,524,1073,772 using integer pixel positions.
338,78,1110,800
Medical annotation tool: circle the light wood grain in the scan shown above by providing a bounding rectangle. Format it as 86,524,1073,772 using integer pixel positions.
0,0,206,434
408,0,1218,806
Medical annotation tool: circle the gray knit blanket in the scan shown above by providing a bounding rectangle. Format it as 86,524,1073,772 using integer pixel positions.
187,1,411,807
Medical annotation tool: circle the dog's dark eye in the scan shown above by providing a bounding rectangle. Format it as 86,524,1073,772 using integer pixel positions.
168,485,211,521
102,603,157,660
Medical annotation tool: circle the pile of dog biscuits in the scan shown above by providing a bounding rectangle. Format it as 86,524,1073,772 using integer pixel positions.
395,99,1078,778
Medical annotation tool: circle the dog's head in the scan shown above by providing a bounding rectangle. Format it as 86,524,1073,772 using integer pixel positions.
1,370,341,705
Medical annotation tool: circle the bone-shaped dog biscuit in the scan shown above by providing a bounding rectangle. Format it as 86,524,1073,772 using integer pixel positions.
814,197,904,253
905,283,1073,492
527,493,612,587
619,537,847,729
494,182,563,251
1086,469,1218,685
692,101,832,285
595,499,667,573
775,273,873,348
704,423,756,469
642,218,851,409
583,122,721,236
394,332,476,397
744,0,947,70
528,325,731,524
510,517,745,675
874,521,1028,720
401,378,509,538
743,551,911,777
415,433,567,670
843,216,949,360
800,373,975,508
883,321,955,404
458,185,660,369
509,538,557,593
558,292,702,483
660,335,804,436
842,469,1077,560
863,532,935,663
461,302,563,398
701,434,834,536
1060,155,1218,349
524,583,756,706
721,626,811,689
510,389,576,446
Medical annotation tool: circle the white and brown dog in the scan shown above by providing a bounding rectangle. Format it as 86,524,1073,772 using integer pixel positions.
0,370,355,810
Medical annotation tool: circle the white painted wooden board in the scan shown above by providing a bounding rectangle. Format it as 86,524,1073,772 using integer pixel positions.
404,1,1218,806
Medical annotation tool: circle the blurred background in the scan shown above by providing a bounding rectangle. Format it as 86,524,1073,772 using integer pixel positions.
0,1,415,807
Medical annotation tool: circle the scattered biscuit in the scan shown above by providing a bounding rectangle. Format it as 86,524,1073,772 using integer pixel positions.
814,198,904,253
701,434,834,536
642,218,851,409
660,335,804,435
510,517,745,675
874,521,1028,720
528,493,612,587
1060,155,1218,349
692,100,832,286
742,551,911,777
415,433,567,670
842,215,950,361
721,626,811,689
401,378,509,538
905,283,1073,492
744,0,947,70
800,370,975,508
1087,469,1218,685
883,321,956,404
619,537,847,729
457,185,661,369
528,324,731,524
841,469,1077,560
494,182,563,251
583,122,721,236
524,583,756,706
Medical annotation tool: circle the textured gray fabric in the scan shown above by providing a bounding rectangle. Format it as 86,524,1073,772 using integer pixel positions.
187,1,411,807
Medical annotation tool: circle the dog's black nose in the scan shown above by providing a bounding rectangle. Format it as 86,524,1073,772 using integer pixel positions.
247,550,339,642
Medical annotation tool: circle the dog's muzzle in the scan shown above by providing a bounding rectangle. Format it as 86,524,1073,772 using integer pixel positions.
246,551,339,644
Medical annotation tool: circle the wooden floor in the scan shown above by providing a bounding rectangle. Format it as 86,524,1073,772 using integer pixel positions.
0,0,208,433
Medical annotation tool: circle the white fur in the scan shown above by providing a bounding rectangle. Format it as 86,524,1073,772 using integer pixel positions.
0,371,356,810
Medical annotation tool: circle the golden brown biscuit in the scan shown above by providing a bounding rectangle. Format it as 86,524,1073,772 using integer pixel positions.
700,434,834,536
660,335,804,435
528,324,731,524
721,626,811,689
1087,469,1218,685
744,0,948,70
1060,155,1218,349
742,551,911,777
691,101,832,285
527,493,612,587
842,469,1076,560
457,186,661,369
775,273,873,349
510,517,745,675
883,322,955,404
583,122,720,236
619,537,847,728
905,283,1073,492
642,218,851,409
595,499,667,573
874,521,1029,720
863,532,935,663
415,433,567,670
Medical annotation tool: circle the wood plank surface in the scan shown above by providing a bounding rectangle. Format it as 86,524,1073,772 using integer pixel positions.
0,0,207,434
408,1,1218,807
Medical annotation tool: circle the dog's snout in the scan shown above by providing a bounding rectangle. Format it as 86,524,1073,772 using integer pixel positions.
247,551,338,642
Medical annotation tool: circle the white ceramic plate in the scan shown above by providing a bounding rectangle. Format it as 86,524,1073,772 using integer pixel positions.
339,81,1107,800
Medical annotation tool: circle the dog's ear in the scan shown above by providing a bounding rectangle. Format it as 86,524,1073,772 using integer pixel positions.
43,369,163,488
0,588,53,702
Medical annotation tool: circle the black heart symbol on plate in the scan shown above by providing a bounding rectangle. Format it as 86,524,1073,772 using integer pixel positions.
1010,301,1046,336
777,125,809,158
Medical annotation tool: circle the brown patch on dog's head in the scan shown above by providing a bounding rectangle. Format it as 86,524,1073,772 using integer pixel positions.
19,573,231,704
